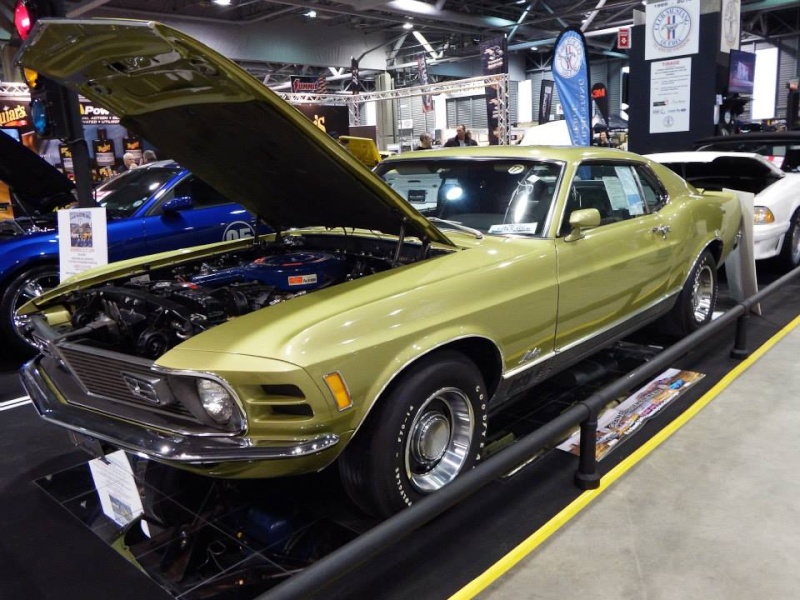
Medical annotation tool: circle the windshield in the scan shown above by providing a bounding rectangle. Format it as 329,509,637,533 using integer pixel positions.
376,159,564,236
96,167,181,218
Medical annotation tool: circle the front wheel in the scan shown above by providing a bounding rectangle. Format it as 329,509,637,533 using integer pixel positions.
779,209,800,270
0,264,60,358
338,351,488,518
663,250,717,337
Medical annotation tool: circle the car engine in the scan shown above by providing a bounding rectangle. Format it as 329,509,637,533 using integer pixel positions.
50,234,437,359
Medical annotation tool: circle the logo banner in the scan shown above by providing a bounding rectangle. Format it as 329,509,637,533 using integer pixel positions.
351,57,360,94
480,35,508,145
538,80,554,124
417,54,433,112
552,27,591,146
291,76,322,94
645,0,700,61
591,82,610,125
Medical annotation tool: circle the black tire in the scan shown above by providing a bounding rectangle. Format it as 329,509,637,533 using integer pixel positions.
779,209,800,270
338,350,488,518
663,250,717,337
0,264,60,359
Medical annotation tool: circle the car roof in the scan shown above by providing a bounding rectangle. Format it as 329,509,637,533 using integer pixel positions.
694,132,800,145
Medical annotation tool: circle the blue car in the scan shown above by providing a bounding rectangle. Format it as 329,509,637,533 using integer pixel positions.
0,131,258,356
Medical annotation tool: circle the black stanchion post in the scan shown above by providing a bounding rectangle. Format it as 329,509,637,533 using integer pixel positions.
730,310,750,359
64,93,94,208
574,406,600,489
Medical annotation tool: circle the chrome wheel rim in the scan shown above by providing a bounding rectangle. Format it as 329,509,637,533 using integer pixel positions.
405,387,474,493
11,270,59,338
789,221,800,266
691,263,714,323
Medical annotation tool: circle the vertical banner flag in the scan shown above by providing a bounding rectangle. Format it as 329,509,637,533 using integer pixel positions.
417,54,433,112
480,35,508,145
591,82,610,126
316,72,329,94
351,57,360,94
552,27,591,146
538,80,554,124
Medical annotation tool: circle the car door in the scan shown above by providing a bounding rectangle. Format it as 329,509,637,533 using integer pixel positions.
554,161,675,351
141,176,256,253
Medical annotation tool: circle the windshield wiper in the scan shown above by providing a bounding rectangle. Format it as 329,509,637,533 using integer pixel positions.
428,217,483,239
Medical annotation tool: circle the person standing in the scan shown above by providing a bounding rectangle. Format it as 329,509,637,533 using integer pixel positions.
141,149,158,164
418,133,433,150
444,124,478,147
116,152,139,173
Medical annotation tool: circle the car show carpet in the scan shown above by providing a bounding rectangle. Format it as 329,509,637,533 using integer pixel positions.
0,264,797,600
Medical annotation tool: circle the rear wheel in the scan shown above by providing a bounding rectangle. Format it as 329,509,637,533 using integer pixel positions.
779,209,800,270
663,250,717,337
338,350,488,518
0,264,60,358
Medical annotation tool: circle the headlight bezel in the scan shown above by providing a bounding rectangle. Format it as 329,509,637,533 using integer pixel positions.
166,371,246,433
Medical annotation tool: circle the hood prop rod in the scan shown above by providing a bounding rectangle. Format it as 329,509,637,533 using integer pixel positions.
392,218,408,267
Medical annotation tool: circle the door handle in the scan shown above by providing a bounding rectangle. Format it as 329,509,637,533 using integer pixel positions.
651,225,671,238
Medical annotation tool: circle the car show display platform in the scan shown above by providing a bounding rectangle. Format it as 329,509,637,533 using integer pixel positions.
0,265,797,600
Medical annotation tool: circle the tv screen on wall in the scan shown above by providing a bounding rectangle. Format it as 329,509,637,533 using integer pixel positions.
728,49,756,95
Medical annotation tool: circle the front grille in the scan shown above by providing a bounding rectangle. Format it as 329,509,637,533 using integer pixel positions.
56,342,193,420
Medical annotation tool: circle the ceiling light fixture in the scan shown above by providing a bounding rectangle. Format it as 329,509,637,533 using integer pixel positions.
403,21,414,30
212,0,231,5
305,9,317,17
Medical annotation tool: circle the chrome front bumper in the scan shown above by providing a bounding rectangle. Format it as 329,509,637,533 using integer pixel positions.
21,358,340,464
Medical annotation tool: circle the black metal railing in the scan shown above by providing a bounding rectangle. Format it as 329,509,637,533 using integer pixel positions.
258,265,800,600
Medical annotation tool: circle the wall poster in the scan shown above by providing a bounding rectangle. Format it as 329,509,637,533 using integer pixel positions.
649,57,692,133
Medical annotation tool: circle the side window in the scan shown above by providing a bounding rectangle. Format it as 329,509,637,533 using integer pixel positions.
171,176,230,209
560,162,646,235
634,165,668,212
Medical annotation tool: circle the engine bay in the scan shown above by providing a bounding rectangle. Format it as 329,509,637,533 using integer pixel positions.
42,233,445,359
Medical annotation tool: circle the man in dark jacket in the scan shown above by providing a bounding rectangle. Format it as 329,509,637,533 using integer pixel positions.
444,124,478,147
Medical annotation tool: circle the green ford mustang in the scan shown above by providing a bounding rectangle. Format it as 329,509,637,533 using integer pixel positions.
16,19,742,518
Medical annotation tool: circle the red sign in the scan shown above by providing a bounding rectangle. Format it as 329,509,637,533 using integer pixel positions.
618,27,631,50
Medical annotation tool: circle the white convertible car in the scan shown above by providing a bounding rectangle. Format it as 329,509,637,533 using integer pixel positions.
647,151,800,269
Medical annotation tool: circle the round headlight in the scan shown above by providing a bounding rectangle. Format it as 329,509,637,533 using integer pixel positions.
196,379,234,424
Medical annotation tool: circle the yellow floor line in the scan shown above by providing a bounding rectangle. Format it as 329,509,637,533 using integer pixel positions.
451,314,800,600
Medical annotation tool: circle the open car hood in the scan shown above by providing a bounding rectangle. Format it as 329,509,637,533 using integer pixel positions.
16,18,452,246
0,130,75,213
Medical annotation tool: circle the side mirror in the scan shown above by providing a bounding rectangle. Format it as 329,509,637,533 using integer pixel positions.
162,195,193,214
564,208,601,242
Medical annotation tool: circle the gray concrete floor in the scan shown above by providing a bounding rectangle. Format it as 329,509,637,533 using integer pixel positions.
478,323,800,600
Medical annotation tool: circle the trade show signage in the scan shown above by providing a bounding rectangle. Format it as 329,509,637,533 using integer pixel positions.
617,27,631,50
291,76,324,94
480,35,508,145
57,207,108,281
538,79,554,124
78,97,120,126
417,54,433,113
645,0,700,61
592,82,610,126
552,27,591,146
720,0,741,53
649,57,692,133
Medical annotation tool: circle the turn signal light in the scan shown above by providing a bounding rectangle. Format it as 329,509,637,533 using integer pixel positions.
323,372,352,411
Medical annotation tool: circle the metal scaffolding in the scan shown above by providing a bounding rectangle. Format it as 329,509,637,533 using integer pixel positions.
278,73,510,144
